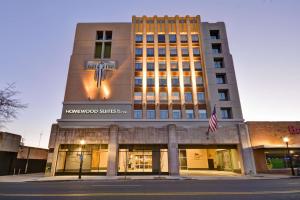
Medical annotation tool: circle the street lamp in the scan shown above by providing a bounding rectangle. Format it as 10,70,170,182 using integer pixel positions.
78,139,85,179
282,136,295,176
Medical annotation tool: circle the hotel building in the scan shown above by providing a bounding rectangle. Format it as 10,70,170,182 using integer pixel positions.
46,15,256,176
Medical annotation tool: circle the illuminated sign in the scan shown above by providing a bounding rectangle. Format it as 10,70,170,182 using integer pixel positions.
65,109,127,114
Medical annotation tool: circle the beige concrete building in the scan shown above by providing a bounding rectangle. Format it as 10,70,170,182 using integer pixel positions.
46,15,256,176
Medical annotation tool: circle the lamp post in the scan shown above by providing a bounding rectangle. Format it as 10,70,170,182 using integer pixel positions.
283,136,295,176
78,139,85,179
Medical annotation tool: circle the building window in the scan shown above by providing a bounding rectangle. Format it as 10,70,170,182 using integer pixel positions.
147,34,154,43
214,58,224,68
210,30,220,39
216,74,226,84
95,31,112,59
184,92,193,103
184,76,191,86
147,48,154,57
134,110,142,119
136,48,143,57
134,77,142,86
191,34,199,42
170,61,178,71
180,34,188,43
135,34,143,43
196,76,203,86
197,92,205,102
169,34,177,43
173,110,181,119
186,110,194,119
159,76,167,86
194,61,202,71
147,92,155,103
212,43,222,54
193,48,200,56
158,34,165,43
135,62,142,71
158,47,166,57
160,110,169,119
159,91,168,102
198,109,207,119
134,92,142,103
182,47,189,57
172,91,180,102
182,62,190,71
172,76,180,86
220,108,232,119
170,47,177,56
147,77,155,86
218,89,229,101
159,61,166,71
147,110,156,119
147,62,154,71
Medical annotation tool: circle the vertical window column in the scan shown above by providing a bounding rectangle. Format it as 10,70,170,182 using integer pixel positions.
142,16,147,118
153,16,160,119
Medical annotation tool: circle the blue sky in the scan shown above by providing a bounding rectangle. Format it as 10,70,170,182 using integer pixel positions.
0,0,299,148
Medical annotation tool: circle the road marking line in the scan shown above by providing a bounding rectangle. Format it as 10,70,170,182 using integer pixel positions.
1,190,300,197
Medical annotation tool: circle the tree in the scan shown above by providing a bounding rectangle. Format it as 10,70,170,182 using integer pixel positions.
0,83,27,126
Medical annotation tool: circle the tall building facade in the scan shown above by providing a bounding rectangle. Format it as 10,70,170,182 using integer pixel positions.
46,15,256,176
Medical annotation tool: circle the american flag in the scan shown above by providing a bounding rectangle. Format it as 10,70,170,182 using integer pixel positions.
208,105,218,133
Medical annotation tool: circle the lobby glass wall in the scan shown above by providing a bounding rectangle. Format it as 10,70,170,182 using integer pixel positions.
55,144,108,175
118,145,168,175
264,148,300,169
179,146,241,174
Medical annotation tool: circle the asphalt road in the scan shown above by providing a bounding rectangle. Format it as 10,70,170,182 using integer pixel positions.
0,178,300,200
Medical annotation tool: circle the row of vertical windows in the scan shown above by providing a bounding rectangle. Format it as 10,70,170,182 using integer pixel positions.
135,34,199,43
135,61,202,71
135,47,200,57
134,109,207,119
134,76,203,87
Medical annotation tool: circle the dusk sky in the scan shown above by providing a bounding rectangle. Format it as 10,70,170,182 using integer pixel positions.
0,0,299,148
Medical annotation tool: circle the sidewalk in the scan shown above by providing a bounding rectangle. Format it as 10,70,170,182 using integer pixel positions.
0,173,296,183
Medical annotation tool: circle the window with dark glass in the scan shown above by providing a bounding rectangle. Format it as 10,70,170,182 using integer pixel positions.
198,109,207,119
159,61,166,71
191,34,199,42
170,47,177,56
216,74,226,84
105,31,112,40
182,62,190,71
103,42,111,58
135,77,142,86
134,110,142,119
135,34,143,43
158,47,166,56
147,48,154,56
159,76,167,86
173,110,181,119
184,92,193,103
96,31,103,40
147,77,155,86
214,58,224,68
197,92,205,102
210,30,220,39
180,34,188,43
158,34,165,43
218,89,229,101
172,76,180,86
212,43,222,54
136,48,143,56
147,110,156,119
170,61,178,71
182,47,189,56
94,42,102,58
193,47,200,56
147,62,154,71
184,76,191,86
135,62,142,71
147,34,154,43
220,107,232,119
169,34,177,43
186,110,194,119
194,61,202,71
160,110,169,119
94,31,112,59
196,76,203,86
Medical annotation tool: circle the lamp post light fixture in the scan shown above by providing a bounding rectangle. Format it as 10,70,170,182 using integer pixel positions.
282,136,295,176
78,139,86,179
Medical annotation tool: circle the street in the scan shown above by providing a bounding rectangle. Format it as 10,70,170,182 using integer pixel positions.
0,178,300,200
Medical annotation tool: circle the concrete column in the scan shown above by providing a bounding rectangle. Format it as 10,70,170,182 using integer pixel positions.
237,123,257,175
107,125,119,176
168,124,179,176
49,143,60,176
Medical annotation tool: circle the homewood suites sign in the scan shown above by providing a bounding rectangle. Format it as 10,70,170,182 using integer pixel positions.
65,109,127,114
